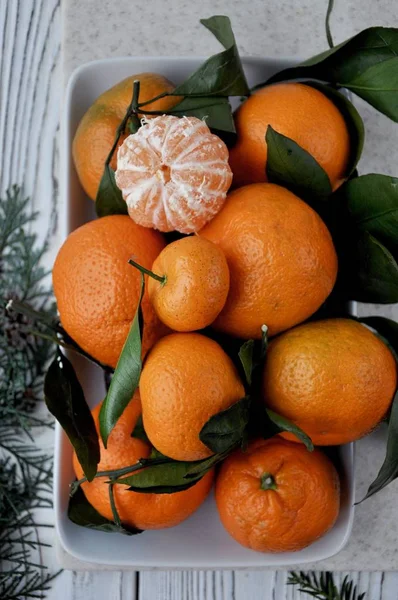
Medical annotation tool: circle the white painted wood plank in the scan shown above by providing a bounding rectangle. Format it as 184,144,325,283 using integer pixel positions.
0,1,136,599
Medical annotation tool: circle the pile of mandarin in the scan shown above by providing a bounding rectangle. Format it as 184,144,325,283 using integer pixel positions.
53,72,396,553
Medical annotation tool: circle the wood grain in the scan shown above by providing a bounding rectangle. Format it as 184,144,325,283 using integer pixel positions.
1,0,398,598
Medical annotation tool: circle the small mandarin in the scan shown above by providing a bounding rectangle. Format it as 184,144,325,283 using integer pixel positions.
262,319,397,445
140,333,245,461
115,115,232,233
73,393,214,530
215,438,340,552
145,236,230,331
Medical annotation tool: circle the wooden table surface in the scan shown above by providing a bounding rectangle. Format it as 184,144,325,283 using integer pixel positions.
2,0,398,598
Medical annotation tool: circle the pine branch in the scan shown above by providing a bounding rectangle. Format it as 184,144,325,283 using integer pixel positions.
288,572,366,600
0,186,60,599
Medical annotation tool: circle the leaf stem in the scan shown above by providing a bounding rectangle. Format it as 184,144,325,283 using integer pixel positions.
131,79,141,112
6,298,57,327
104,79,141,166
137,90,171,107
325,0,335,49
108,484,122,527
128,258,166,284
69,456,170,495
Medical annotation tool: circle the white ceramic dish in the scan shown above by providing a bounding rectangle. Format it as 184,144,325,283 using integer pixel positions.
55,56,355,569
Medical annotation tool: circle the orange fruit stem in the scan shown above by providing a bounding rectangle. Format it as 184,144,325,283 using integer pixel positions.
128,257,166,285
260,472,277,491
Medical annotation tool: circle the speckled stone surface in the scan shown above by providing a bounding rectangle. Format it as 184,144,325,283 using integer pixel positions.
62,0,398,570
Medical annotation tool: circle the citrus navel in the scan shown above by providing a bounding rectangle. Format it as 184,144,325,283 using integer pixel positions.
200,183,338,339
215,437,340,552
72,73,178,200
52,215,166,368
73,393,214,530
140,332,245,461
115,115,232,233
263,318,397,446
229,82,350,189
143,236,230,331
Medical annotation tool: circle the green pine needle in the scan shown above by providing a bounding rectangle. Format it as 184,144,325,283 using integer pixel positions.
0,186,60,599
288,571,366,600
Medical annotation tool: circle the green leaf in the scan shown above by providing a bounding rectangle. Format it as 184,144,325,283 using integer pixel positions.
347,231,398,303
265,126,332,201
99,274,144,447
95,165,128,218
199,396,251,454
115,459,203,493
265,409,314,451
68,486,142,535
360,389,398,501
304,82,364,177
344,174,398,255
44,350,100,481
184,449,232,478
264,27,398,121
168,96,236,136
238,340,254,385
131,414,149,443
173,16,249,97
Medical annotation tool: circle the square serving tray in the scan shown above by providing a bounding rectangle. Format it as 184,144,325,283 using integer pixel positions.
55,55,355,569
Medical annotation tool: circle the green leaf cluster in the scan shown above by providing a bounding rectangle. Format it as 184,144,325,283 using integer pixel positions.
264,27,398,122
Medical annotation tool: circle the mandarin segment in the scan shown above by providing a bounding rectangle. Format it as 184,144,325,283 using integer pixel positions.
73,393,214,530
72,72,178,200
229,82,350,189
262,319,397,445
139,333,245,461
200,183,338,339
52,215,167,368
147,236,230,331
115,115,232,233
215,438,340,552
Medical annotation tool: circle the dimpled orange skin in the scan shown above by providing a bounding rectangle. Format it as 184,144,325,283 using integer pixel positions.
263,319,398,446
140,333,245,461
148,236,230,332
73,394,214,530
215,438,340,553
52,215,166,368
229,82,350,189
72,73,178,200
200,183,338,339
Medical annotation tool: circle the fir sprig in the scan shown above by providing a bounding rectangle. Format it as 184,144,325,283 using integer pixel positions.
288,572,366,600
0,186,60,599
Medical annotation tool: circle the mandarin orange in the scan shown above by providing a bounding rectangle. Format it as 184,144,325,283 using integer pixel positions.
52,215,166,368
229,82,350,189
263,319,397,445
73,394,214,530
73,73,178,200
145,236,230,331
200,183,338,339
140,333,245,461
215,438,340,552
115,115,232,233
